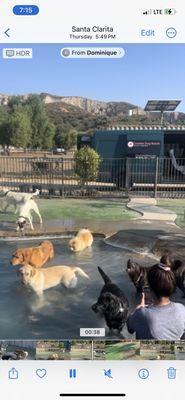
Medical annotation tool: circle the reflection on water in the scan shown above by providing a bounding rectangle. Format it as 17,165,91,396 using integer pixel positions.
0,237,177,340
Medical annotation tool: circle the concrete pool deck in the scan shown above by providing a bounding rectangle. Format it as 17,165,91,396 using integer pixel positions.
106,197,185,257
127,197,177,221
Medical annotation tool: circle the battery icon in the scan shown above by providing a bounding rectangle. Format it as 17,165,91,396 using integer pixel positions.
164,8,176,15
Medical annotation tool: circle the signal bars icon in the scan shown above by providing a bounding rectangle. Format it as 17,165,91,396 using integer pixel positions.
143,8,176,15
143,9,152,15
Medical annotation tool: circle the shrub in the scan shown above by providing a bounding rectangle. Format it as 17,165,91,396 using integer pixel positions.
74,146,101,185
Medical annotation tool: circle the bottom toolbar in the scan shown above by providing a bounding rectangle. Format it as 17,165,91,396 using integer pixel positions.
0,361,184,400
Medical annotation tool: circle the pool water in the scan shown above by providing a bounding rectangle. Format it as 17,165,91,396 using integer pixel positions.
0,238,183,340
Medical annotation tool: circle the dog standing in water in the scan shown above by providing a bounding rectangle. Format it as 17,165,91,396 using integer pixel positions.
11,241,54,268
69,228,93,252
92,267,128,334
18,264,89,296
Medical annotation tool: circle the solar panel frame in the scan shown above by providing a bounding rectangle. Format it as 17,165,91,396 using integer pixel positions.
144,100,181,112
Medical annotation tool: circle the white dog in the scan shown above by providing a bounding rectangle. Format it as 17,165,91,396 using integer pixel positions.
0,189,39,214
18,264,89,295
16,198,42,231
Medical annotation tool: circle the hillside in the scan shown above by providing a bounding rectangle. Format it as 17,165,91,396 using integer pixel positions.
0,93,185,137
40,93,151,133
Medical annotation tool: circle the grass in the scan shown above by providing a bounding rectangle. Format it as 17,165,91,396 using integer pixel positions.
70,348,92,360
105,342,140,360
157,199,185,228
0,198,137,222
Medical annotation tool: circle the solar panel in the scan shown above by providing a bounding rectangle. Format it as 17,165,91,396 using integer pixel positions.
144,100,181,112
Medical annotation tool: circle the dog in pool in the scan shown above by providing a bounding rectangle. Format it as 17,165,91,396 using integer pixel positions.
126,259,150,293
126,255,172,292
126,255,174,305
69,228,93,252
92,267,128,334
18,264,89,296
11,240,54,269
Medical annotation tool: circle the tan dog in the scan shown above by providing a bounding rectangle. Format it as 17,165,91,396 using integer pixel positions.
69,228,93,252
18,264,89,295
48,354,59,360
11,241,54,268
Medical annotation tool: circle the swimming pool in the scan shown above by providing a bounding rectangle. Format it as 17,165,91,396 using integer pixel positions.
0,237,182,340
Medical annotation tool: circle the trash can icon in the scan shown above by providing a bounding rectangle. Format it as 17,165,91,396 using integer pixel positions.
167,367,176,379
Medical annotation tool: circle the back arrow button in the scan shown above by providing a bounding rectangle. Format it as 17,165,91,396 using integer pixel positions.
4,28,10,37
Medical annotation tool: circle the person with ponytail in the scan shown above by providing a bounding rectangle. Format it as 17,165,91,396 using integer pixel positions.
127,262,185,340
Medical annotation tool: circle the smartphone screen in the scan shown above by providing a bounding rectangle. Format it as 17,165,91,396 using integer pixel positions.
0,1,184,399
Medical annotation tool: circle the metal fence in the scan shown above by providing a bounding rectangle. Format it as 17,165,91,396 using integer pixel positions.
0,156,185,198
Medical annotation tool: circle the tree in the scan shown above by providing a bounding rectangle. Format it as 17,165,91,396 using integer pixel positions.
42,121,56,149
8,108,32,148
0,107,10,148
8,96,24,111
74,146,101,185
60,129,77,150
55,126,77,149
26,95,55,149
0,121,10,148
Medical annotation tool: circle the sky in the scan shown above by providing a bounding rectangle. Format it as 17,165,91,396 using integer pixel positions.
0,43,185,111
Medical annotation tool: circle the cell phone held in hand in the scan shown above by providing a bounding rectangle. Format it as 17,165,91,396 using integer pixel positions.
142,286,153,306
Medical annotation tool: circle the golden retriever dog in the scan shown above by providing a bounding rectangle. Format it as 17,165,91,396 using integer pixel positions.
18,264,89,296
69,228,93,252
11,241,54,268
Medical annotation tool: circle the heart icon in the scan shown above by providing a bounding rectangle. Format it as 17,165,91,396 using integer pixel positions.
36,369,47,379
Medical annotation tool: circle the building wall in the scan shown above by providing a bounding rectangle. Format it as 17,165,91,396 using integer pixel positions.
92,129,164,158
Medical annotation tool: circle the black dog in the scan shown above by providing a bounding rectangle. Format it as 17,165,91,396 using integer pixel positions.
171,259,185,297
2,353,17,360
126,259,150,293
126,255,173,305
126,255,172,293
92,267,128,333
151,255,185,298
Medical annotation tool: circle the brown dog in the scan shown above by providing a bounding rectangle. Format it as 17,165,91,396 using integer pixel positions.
11,240,54,268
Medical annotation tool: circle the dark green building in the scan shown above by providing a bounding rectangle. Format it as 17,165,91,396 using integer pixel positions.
78,126,185,158
78,126,185,188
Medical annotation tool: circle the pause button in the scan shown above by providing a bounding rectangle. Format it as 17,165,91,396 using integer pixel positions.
69,369,77,378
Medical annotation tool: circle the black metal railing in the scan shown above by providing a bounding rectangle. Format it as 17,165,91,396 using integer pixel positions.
0,156,185,198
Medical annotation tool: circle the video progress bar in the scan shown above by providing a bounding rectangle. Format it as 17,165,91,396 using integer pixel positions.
60,395,126,397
